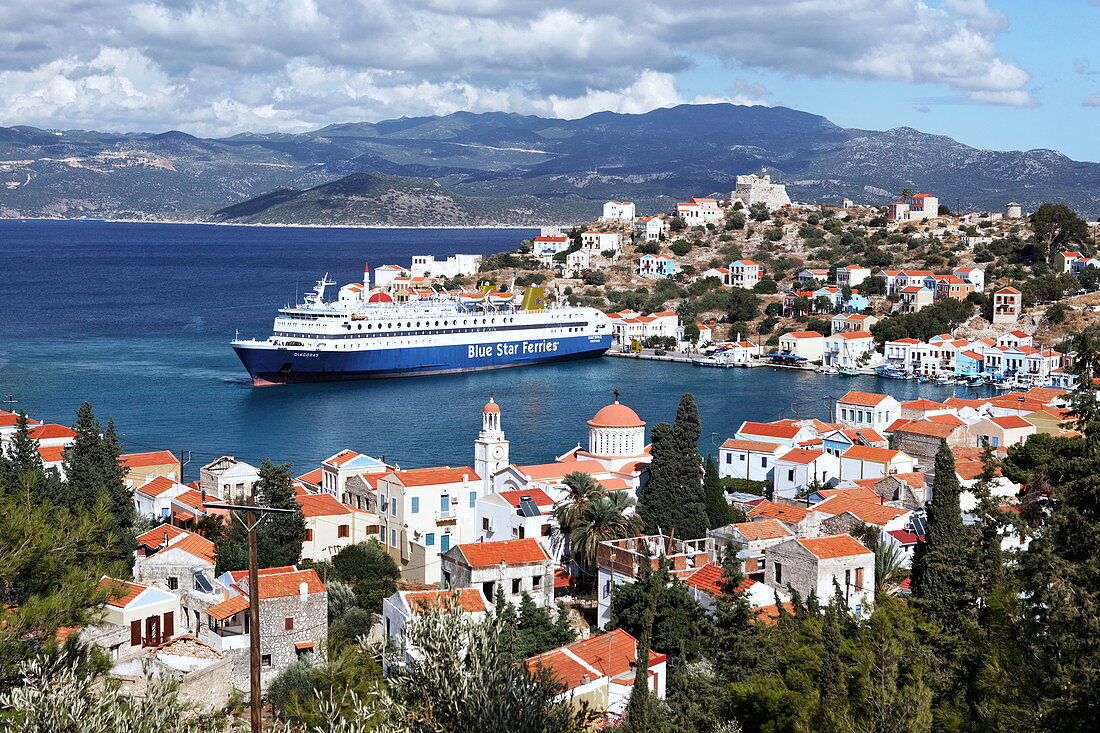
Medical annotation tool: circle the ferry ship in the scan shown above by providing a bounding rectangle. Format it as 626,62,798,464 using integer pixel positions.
232,275,612,385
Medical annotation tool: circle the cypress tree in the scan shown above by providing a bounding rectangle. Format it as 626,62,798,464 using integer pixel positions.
910,439,973,628
674,393,702,488
702,454,731,528
638,396,709,539
638,422,678,534
256,459,307,568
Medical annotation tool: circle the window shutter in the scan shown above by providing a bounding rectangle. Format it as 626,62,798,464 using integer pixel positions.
163,611,174,638
130,619,141,646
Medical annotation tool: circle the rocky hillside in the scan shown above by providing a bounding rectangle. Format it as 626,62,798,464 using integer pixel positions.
1,104,1098,223
209,172,595,226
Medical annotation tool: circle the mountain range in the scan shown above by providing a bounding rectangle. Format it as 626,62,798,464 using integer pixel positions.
1,103,1097,224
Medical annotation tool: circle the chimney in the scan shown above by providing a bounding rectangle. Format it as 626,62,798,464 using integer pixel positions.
694,552,709,567
299,581,308,601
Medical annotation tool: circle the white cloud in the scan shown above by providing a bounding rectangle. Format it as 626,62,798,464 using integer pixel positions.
1084,92,1100,107
0,0,1037,134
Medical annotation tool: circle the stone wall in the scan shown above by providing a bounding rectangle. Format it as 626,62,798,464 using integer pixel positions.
763,542,818,600
227,590,329,690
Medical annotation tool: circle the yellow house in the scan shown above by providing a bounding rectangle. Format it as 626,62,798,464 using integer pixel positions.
296,492,380,562
1023,408,1074,436
120,450,181,489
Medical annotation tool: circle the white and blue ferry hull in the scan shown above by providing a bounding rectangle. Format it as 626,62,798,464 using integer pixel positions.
234,334,611,385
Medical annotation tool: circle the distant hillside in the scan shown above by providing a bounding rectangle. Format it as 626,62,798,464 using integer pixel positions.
1,104,1098,222
209,172,596,226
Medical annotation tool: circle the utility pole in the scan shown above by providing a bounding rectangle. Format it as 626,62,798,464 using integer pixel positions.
204,500,297,733
3,394,15,412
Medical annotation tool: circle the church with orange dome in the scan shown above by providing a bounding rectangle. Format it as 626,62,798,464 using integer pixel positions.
476,394,652,504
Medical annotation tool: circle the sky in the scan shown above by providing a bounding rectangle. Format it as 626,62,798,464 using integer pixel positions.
0,0,1098,160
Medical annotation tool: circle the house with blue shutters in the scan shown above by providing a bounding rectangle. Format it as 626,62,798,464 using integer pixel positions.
637,255,681,279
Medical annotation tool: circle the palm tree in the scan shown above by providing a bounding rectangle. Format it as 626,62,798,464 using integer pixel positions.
553,471,602,536
899,187,913,202
569,491,644,587
875,540,907,597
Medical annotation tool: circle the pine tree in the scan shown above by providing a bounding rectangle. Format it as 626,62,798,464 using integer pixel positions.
703,454,731,528
621,555,672,733
100,417,134,535
5,411,43,477
256,459,307,568
709,543,765,682
910,439,974,629
58,402,106,510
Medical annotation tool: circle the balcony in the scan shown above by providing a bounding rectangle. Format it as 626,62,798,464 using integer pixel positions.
208,625,248,651
435,510,458,524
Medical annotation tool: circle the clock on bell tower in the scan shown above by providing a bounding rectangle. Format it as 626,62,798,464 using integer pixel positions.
474,395,509,492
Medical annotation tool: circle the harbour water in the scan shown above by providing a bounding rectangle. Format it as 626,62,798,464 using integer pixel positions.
0,220,967,478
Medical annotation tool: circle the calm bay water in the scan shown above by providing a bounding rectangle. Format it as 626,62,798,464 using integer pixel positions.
0,220,966,479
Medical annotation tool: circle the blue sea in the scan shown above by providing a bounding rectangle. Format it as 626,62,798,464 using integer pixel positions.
0,220,965,479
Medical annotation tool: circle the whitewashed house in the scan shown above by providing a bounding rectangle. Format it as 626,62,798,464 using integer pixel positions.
581,231,621,252
719,438,786,483
602,201,636,222
634,216,667,241
773,448,840,499
835,391,901,432
727,260,762,289
823,331,876,369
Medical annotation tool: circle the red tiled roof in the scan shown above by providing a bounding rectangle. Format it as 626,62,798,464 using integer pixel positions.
732,519,793,542
136,475,178,498
173,489,209,512
136,523,188,548
799,534,872,559
839,391,889,407
296,468,323,486
228,566,297,583
778,448,825,465
385,466,481,486
901,398,946,410
812,497,909,526
887,529,921,545
497,488,555,508
894,420,958,438
782,330,823,339
206,594,249,621
454,538,548,567
405,588,486,614
738,421,801,440
296,492,353,518
842,445,905,463
27,423,77,440
253,568,325,599
517,460,606,481
684,562,755,597
749,500,810,523
525,628,665,691
171,533,216,564
120,450,179,468
38,445,65,463
815,486,879,503
989,415,1033,430
98,577,148,608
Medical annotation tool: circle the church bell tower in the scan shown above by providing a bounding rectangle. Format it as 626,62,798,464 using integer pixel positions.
474,395,509,493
